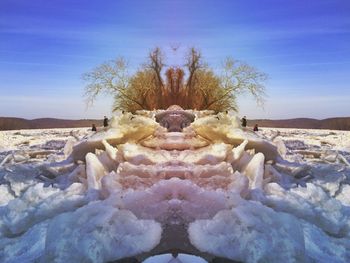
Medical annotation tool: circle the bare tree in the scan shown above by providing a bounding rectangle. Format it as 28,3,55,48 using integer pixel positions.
183,48,205,108
113,69,158,112
146,47,166,108
83,47,267,113
218,57,267,107
83,58,144,109
165,67,185,106
185,47,203,91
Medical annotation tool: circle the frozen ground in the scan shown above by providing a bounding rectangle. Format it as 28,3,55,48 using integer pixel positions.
0,120,350,263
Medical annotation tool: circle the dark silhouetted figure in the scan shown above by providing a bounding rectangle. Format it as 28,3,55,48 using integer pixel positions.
241,116,247,127
91,124,97,131
253,124,259,131
103,116,109,127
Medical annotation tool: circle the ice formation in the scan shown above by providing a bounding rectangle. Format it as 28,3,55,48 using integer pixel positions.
0,108,350,262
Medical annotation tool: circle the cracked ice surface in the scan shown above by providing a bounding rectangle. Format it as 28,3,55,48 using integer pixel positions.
0,110,350,262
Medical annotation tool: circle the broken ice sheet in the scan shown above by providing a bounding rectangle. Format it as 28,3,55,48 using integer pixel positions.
0,111,350,262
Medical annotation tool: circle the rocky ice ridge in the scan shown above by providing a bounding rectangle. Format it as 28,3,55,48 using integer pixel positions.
0,109,349,262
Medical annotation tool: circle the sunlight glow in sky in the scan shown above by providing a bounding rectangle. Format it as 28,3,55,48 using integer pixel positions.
1,0,350,119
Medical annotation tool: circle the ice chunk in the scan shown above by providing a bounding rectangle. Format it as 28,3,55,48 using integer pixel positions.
336,184,350,206
121,178,231,223
178,143,231,165
63,138,76,157
0,184,15,206
227,139,248,162
102,139,118,161
42,202,161,262
264,183,350,236
188,201,305,262
228,171,249,197
120,143,172,165
85,153,107,190
0,154,12,167
303,221,349,262
0,183,86,236
243,152,265,189
274,139,287,157
0,221,48,262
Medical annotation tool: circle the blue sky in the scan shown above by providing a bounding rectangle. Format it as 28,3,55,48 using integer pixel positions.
1,0,350,119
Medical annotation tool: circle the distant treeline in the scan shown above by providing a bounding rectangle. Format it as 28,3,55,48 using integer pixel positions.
1,116,350,131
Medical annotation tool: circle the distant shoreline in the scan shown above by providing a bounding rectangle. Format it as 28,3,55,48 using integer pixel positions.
250,117,350,131
1,116,350,131
0,117,102,131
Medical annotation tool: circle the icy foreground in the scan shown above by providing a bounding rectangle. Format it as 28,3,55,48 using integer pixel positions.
0,110,350,263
